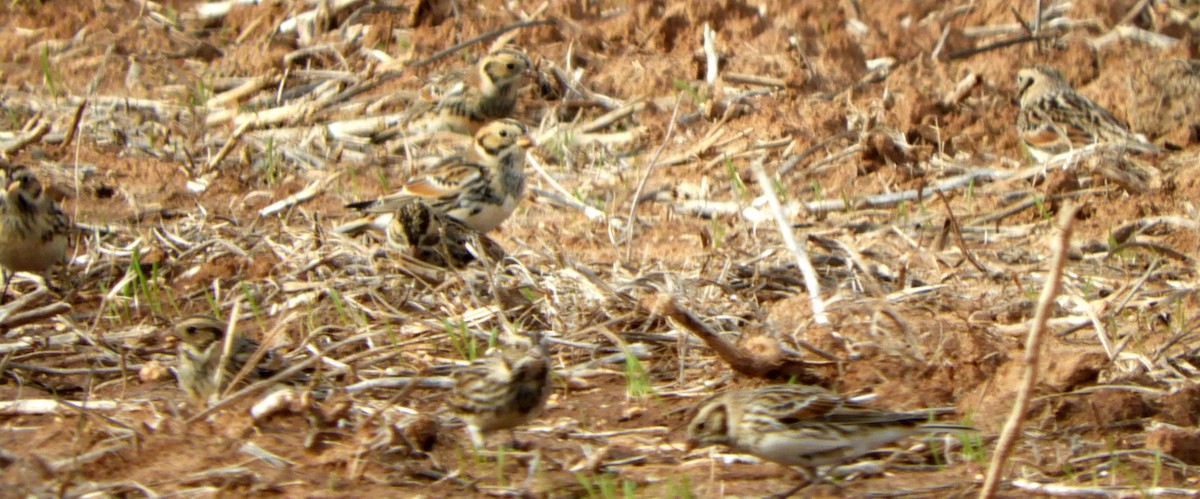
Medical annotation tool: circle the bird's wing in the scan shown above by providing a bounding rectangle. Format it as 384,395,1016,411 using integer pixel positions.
397,161,485,199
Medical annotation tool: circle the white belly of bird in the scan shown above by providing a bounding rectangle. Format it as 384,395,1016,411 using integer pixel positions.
456,197,518,232
744,426,918,467
1022,141,1057,164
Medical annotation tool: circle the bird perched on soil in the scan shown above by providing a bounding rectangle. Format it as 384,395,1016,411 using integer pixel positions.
447,333,552,449
1015,65,1161,163
337,118,532,237
171,316,287,405
0,166,69,297
381,198,488,267
685,384,972,496
403,47,534,135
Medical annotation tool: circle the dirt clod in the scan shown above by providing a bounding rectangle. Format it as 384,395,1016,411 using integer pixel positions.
1146,428,1200,466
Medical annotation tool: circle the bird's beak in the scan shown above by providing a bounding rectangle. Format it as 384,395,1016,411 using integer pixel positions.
6,181,20,194
518,136,534,149
683,438,698,452
161,328,180,346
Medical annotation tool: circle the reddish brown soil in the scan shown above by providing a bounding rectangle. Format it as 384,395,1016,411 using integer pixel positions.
3,0,1200,497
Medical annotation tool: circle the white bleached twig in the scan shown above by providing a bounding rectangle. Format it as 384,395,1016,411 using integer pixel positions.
259,172,341,217
526,153,605,221
703,23,719,85
1091,25,1178,50
1011,479,1199,498
749,158,827,324
0,399,123,415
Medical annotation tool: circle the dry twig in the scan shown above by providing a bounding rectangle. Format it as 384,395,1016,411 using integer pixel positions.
980,203,1080,499
645,293,820,382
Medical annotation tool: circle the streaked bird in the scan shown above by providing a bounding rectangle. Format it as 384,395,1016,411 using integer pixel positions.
1015,65,1161,164
337,119,532,237
384,198,482,267
447,334,551,449
0,166,69,298
402,47,533,135
686,384,972,496
171,316,287,405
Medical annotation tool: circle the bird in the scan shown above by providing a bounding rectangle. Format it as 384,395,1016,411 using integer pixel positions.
0,166,70,298
1015,65,1161,164
383,198,483,267
685,384,972,496
171,316,287,405
337,118,532,237
402,47,533,136
446,333,552,449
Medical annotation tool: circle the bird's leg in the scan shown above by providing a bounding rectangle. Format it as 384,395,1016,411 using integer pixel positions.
768,466,819,499
47,255,70,296
523,447,542,483
507,428,527,451
769,477,812,499
35,268,58,295
467,425,486,450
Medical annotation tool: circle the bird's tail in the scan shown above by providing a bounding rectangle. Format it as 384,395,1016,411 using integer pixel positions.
332,213,393,235
1129,133,1164,154
917,423,975,433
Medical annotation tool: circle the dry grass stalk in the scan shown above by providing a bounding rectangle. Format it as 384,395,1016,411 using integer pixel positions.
750,158,827,323
186,328,388,423
1010,478,1200,497
980,203,1079,499
1,118,50,156
624,95,681,259
0,399,121,415
646,293,819,382
1091,25,1178,49
259,172,341,217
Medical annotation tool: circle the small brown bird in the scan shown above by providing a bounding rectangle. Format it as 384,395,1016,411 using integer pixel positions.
686,384,972,496
404,47,533,135
337,119,532,237
172,316,286,404
447,334,552,449
0,166,69,298
1015,65,1161,163
381,198,482,267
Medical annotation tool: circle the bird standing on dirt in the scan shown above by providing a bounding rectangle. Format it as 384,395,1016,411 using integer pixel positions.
0,166,69,298
172,316,288,405
403,47,534,135
337,118,533,236
685,384,972,497
447,333,552,449
1015,65,1161,164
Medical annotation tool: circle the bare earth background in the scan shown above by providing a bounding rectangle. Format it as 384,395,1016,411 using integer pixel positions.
3,0,1200,497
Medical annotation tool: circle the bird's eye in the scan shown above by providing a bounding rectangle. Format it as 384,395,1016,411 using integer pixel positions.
506,63,516,71
187,327,197,334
